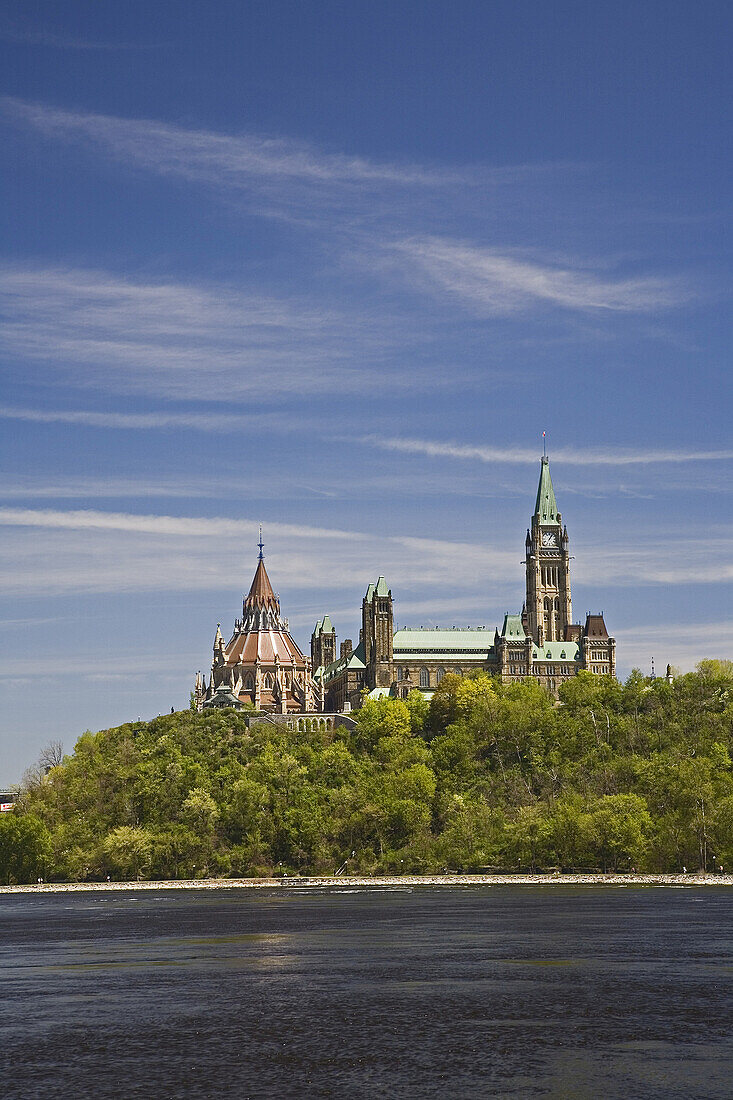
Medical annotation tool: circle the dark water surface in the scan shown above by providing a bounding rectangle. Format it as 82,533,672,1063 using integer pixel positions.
1,886,731,1099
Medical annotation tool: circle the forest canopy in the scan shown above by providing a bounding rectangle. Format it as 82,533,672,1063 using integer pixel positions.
5,662,733,883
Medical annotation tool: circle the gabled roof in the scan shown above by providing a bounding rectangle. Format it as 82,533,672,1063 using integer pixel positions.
322,638,367,682
500,614,526,639
535,456,560,524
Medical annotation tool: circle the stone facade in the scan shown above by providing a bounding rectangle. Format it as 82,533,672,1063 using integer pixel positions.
194,546,316,714
314,457,616,706
195,458,617,714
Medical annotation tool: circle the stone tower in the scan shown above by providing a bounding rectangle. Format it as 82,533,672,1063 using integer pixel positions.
311,615,337,671
525,457,572,647
362,576,394,689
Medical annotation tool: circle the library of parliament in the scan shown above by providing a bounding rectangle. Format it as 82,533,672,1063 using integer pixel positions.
193,456,616,715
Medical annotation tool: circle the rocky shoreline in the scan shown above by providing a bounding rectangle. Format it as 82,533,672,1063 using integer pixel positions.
1,872,732,894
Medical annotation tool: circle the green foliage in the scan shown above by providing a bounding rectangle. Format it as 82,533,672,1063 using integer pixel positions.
13,660,733,880
0,813,52,884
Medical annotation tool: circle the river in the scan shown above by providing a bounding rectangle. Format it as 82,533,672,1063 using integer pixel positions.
1,885,731,1098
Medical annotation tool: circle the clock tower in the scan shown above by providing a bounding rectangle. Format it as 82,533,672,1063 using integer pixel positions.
525,456,572,646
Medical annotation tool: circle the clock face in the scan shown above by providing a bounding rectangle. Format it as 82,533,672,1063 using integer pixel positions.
541,531,557,548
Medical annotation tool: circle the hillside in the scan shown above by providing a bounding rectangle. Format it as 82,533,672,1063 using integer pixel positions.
4,664,733,883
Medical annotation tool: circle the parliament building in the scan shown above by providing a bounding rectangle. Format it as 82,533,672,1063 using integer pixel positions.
194,457,615,714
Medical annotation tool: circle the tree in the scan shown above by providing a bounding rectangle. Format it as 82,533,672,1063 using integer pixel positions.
39,740,64,772
11,659,733,879
587,794,652,872
101,826,153,880
0,814,52,884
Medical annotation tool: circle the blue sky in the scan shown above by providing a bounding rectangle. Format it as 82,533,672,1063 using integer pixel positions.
1,1,731,781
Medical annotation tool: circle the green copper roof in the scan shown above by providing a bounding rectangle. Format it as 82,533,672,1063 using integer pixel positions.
375,576,390,596
531,642,579,662
395,652,494,661
535,457,560,524
367,687,393,700
365,583,375,601
322,638,366,681
313,615,334,637
500,614,526,639
394,628,494,654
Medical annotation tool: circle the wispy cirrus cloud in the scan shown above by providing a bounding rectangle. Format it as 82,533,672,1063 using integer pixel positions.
1,98,471,192
0,508,729,600
389,236,685,314
0,507,515,598
0,265,414,399
0,404,289,433
0,23,160,50
358,434,733,467
1,97,589,247
613,622,733,674
0,474,253,501
2,100,690,324
7,405,730,478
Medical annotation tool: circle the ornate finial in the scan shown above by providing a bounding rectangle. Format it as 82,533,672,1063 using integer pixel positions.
542,430,547,459
258,524,264,561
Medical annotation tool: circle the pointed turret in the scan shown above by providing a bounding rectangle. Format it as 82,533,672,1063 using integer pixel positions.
534,456,560,524
244,557,279,612
525,455,572,645
196,536,316,715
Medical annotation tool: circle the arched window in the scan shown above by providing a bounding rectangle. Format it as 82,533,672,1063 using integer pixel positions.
437,667,446,683
244,674,254,692
263,673,273,689
419,668,430,688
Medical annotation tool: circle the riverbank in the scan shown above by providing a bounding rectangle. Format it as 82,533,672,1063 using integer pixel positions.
1,872,732,893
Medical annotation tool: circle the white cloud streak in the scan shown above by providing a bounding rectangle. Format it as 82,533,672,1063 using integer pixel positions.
0,507,361,542
0,266,409,399
614,622,733,675
0,24,158,50
0,507,512,597
0,404,276,432
2,101,689,330
0,508,729,599
1,98,469,192
390,236,685,314
360,434,733,467
0,475,249,501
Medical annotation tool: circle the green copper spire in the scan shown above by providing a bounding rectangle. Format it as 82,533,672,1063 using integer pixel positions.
534,456,559,523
